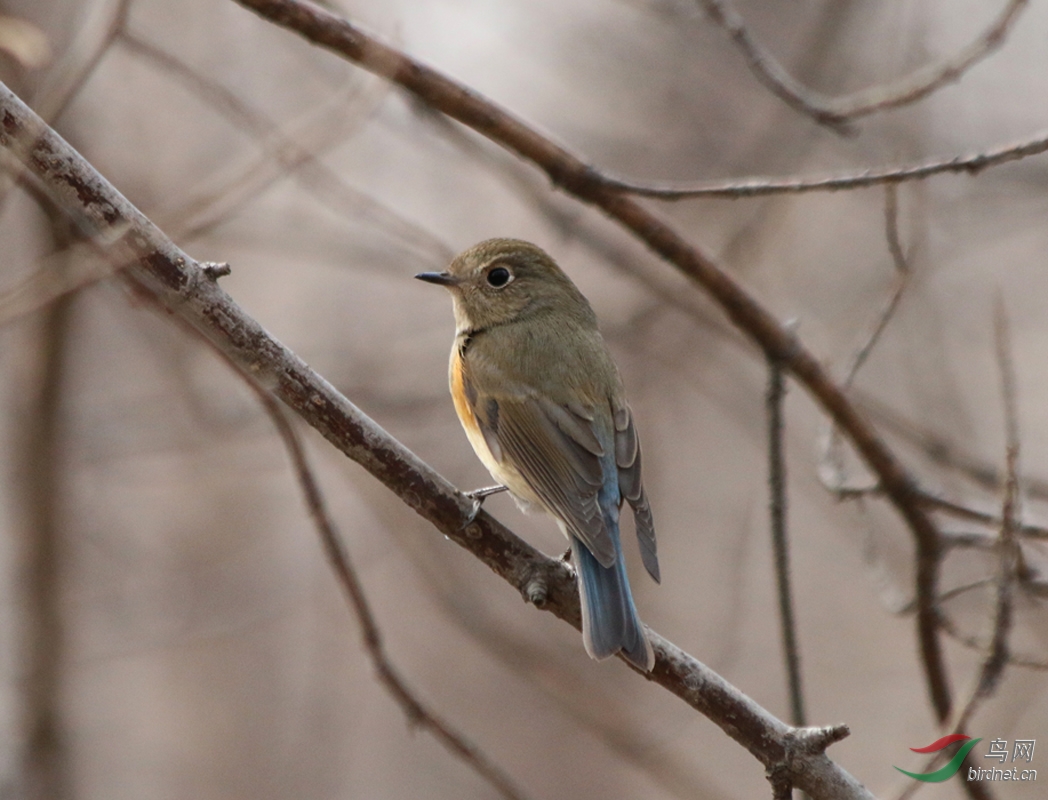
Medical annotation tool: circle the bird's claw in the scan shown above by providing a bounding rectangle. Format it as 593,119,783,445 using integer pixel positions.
462,485,509,524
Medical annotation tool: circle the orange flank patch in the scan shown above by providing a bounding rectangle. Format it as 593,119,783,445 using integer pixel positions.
451,351,501,476
451,351,481,440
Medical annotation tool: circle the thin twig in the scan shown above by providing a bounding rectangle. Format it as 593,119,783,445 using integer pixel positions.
919,493,1048,541
845,185,912,389
939,531,998,551
603,129,1048,199
883,187,908,272
820,187,911,499
0,81,874,800
249,385,529,800
699,0,1028,133
229,0,954,728
767,357,806,728
978,296,1020,698
937,578,996,606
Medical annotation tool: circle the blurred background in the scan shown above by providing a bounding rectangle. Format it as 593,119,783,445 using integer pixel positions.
1,0,1047,797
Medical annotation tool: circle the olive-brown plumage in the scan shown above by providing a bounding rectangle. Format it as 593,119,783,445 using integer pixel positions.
417,238,658,670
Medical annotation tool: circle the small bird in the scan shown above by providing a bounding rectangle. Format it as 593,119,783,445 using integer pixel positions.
417,238,659,671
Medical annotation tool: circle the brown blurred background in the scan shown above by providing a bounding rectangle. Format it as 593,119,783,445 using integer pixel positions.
1,0,1047,797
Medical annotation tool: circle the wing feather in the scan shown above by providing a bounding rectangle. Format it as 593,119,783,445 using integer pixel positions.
457,370,612,565
613,400,660,583
492,397,616,566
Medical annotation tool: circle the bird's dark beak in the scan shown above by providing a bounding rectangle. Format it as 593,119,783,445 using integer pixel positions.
415,271,459,287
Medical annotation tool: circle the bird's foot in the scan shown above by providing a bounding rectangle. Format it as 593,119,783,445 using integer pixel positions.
559,547,576,578
462,484,509,524
467,484,510,502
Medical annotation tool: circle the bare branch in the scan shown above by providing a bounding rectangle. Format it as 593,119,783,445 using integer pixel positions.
604,129,1048,199
0,81,874,800
699,0,1028,133
938,578,997,606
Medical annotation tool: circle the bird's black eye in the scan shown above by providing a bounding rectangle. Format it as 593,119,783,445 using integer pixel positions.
486,266,513,288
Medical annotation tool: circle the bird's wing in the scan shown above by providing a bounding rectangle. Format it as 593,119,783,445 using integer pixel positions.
613,401,660,583
466,376,617,568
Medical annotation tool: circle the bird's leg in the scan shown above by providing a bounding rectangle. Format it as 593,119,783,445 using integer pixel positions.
462,484,509,524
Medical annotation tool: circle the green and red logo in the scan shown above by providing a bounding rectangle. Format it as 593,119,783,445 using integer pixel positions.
895,735,982,782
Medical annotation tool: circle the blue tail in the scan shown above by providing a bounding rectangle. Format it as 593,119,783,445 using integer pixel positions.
574,530,654,671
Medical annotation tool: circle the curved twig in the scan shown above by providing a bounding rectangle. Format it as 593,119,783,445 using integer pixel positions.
700,0,1029,133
